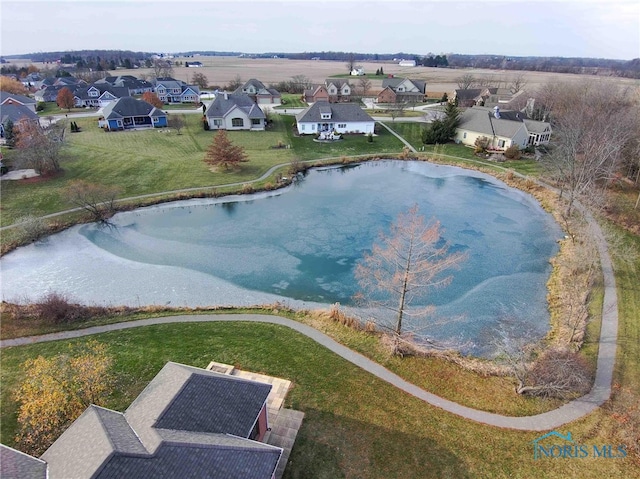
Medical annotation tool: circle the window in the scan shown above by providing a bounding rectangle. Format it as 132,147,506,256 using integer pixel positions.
213,119,222,127
463,132,467,139
231,118,244,127
301,124,305,131
251,118,261,125
498,139,505,148
337,123,346,128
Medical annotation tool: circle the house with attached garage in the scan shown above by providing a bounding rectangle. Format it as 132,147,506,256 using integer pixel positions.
296,101,375,135
205,92,266,131
324,79,352,102
303,84,330,104
0,91,37,112
1,361,301,479
234,79,281,106
73,84,130,108
98,97,167,131
377,77,426,104
455,106,552,151
154,77,200,104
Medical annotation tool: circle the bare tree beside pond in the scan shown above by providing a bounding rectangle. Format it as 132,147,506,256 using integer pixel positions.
354,205,467,355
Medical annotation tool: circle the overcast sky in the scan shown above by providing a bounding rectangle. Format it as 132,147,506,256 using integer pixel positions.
1,0,639,60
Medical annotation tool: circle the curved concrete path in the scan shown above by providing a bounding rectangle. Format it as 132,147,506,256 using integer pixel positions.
0,153,619,431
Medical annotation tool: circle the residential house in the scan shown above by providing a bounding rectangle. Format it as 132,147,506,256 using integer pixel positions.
98,97,167,131
154,77,200,104
377,77,426,104
74,84,130,108
96,75,154,95
41,76,85,89
25,362,287,479
20,72,44,90
296,101,375,135
454,106,552,150
303,84,330,104
324,79,351,102
205,92,266,131
235,79,281,106
0,91,37,113
398,59,416,67
0,444,47,479
0,100,39,139
452,87,523,108
34,85,66,103
350,68,365,76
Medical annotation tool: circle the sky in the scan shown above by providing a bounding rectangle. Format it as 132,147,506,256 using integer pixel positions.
1,0,639,60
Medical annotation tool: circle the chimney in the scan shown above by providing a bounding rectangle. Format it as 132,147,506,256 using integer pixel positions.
493,106,500,119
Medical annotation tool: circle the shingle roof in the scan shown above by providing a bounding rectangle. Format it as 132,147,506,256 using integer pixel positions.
0,91,36,105
74,84,130,101
0,444,47,479
100,97,166,120
457,106,527,138
38,362,283,479
0,103,39,125
206,93,266,120
296,102,374,123
96,443,281,479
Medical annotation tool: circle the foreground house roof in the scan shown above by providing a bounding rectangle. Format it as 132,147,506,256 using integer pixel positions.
0,102,39,125
206,93,266,120
36,362,282,479
0,444,47,479
100,97,166,120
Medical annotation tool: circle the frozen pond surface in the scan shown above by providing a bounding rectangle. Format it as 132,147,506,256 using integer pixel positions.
1,161,563,355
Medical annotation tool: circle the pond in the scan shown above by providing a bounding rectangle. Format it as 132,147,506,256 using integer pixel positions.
0,160,563,355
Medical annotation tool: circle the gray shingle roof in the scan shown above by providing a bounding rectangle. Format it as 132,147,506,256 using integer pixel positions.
0,103,39,125
100,97,166,120
38,362,283,479
206,93,266,120
0,91,36,105
0,444,47,479
155,373,271,437
96,443,281,479
296,102,374,123
457,106,527,138
74,84,130,101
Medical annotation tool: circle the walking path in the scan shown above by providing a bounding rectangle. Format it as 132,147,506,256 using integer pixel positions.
2,203,618,432
0,128,619,431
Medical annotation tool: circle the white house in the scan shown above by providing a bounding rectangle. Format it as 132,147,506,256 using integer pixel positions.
350,68,365,76
296,102,375,135
398,59,416,67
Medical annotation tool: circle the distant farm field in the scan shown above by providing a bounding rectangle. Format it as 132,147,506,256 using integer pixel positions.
12,56,639,97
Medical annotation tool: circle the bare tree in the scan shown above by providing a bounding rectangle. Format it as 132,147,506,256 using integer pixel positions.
226,74,243,91
15,120,65,175
346,53,356,73
456,73,476,90
354,205,467,353
508,73,527,94
388,101,406,122
191,72,209,89
542,81,637,217
290,74,313,92
167,114,185,135
152,58,174,79
358,77,372,96
64,180,121,222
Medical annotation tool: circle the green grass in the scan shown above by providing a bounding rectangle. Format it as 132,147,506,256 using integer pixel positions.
2,318,638,478
281,115,404,160
0,114,294,227
276,93,307,109
36,102,87,116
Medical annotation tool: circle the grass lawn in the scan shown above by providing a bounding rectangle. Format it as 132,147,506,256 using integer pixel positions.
1,307,638,478
281,115,405,161
36,102,88,116
0,114,295,227
275,93,307,109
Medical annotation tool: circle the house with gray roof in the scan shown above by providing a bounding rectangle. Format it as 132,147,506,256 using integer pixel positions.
1,102,39,140
74,84,130,108
0,444,47,479
235,79,281,106
98,97,167,131
324,79,352,102
206,92,266,131
454,106,551,150
1,91,37,112
154,77,200,104
377,77,426,104
96,75,154,95
296,101,375,135
35,362,284,479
